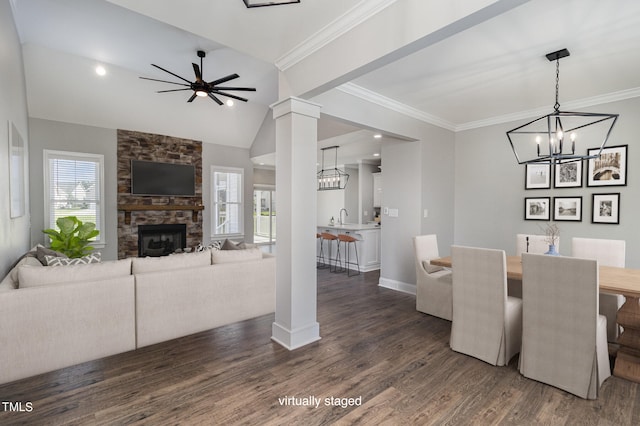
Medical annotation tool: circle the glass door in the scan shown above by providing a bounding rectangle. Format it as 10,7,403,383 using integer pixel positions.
253,188,276,245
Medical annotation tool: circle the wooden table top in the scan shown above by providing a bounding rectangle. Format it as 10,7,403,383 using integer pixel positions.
431,255,640,299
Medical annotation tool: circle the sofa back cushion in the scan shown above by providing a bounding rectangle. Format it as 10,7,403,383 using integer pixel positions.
211,247,263,264
132,250,211,274
18,258,132,288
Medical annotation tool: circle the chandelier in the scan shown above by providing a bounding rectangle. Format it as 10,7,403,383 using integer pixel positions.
317,146,349,191
506,48,618,165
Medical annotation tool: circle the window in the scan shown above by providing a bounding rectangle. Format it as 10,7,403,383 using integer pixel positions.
44,150,105,246
211,166,244,238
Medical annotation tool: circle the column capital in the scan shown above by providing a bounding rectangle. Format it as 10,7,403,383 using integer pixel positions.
271,96,322,120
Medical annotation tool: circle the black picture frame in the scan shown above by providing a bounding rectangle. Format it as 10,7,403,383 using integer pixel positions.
525,197,551,221
553,196,582,221
592,193,620,224
587,144,628,187
525,163,551,189
554,161,582,188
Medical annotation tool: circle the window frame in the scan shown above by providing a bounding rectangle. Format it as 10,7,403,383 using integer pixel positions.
43,149,106,247
211,166,244,239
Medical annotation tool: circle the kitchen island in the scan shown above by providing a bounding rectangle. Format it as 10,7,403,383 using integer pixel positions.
317,224,381,272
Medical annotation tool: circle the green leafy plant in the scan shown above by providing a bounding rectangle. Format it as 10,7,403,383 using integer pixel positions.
43,216,100,258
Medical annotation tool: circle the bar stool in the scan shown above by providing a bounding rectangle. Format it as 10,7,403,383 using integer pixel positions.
316,233,327,269
336,233,360,277
320,232,339,272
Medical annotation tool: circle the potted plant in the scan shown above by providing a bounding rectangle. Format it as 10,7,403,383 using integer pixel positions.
43,216,100,258
540,222,560,255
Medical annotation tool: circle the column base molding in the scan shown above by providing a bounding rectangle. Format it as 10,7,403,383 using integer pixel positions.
271,321,321,351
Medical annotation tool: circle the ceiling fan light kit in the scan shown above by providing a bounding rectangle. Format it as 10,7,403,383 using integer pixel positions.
140,50,256,105
506,48,618,165
243,0,300,8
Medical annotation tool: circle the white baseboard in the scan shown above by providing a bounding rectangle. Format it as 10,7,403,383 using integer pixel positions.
378,277,416,295
271,321,321,350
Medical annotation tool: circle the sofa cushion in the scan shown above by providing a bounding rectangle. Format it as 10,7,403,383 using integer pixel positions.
1,256,43,291
45,252,101,266
131,250,211,274
211,247,263,264
18,258,132,288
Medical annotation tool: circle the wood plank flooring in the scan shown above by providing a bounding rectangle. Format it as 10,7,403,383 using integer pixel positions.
2,268,640,425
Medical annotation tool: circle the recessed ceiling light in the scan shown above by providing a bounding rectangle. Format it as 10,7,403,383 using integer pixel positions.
373,153,380,157
226,99,234,107
373,134,382,139
95,65,106,76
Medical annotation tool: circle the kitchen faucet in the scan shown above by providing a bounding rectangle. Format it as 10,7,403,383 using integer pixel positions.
339,208,348,225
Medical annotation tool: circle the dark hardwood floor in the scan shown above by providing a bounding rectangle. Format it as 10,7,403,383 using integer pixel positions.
2,268,640,425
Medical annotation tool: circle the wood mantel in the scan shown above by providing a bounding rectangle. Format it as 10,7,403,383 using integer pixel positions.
118,204,204,225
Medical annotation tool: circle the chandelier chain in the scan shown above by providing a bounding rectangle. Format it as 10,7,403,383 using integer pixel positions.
554,59,561,112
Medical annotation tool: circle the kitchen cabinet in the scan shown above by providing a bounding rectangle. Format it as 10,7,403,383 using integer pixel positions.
317,224,381,272
372,173,382,208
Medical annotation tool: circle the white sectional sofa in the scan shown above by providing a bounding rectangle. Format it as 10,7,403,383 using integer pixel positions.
0,247,275,385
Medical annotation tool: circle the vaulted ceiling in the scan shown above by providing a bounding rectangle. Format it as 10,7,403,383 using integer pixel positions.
11,0,640,165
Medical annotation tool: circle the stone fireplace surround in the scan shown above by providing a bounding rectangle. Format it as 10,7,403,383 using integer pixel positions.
117,130,203,259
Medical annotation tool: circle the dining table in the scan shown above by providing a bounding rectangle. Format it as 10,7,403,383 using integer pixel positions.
431,255,640,383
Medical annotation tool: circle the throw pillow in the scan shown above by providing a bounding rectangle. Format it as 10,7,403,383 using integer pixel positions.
221,239,243,250
45,252,102,266
36,245,68,265
422,260,444,274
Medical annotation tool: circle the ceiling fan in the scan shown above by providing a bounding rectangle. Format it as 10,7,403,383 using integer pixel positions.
140,50,256,105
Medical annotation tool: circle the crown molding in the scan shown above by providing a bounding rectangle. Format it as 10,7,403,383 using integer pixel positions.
275,0,398,71
337,83,457,131
456,86,640,131
338,82,640,133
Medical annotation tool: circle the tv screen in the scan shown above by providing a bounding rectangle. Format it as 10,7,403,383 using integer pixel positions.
131,160,195,196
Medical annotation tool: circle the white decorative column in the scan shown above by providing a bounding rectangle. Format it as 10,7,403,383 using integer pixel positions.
270,97,321,350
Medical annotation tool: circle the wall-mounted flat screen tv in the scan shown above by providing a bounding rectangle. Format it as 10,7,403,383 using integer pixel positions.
131,160,195,196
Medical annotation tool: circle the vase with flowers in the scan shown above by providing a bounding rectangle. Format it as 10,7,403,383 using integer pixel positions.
540,222,560,255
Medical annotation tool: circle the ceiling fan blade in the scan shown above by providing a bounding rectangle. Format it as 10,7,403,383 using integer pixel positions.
187,93,198,103
151,64,193,84
139,76,190,87
213,86,256,92
208,93,224,105
157,88,191,93
209,73,239,86
192,63,202,81
212,91,249,102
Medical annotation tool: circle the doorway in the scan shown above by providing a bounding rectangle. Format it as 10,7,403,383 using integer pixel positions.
253,187,276,245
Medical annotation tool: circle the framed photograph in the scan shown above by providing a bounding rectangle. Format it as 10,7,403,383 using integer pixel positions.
553,196,582,221
592,193,620,224
8,121,26,218
554,161,582,188
525,197,551,221
587,144,627,187
525,163,551,189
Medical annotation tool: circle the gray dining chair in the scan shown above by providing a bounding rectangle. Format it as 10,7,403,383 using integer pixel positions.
450,245,522,366
572,237,626,342
520,253,610,399
413,235,452,321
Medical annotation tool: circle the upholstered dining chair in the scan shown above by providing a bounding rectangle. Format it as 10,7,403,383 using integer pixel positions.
520,254,611,399
516,234,559,256
572,237,626,343
413,235,452,321
450,246,522,366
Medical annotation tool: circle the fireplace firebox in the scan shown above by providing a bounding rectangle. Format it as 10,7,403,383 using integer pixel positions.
138,224,187,257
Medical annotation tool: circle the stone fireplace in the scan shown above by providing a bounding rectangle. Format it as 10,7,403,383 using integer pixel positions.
137,224,187,257
117,130,203,259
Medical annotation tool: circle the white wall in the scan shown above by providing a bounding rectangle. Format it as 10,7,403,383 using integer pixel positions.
28,118,118,260
454,96,640,268
0,0,32,276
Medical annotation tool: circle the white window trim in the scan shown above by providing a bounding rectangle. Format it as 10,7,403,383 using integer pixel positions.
211,165,244,240
43,149,106,247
